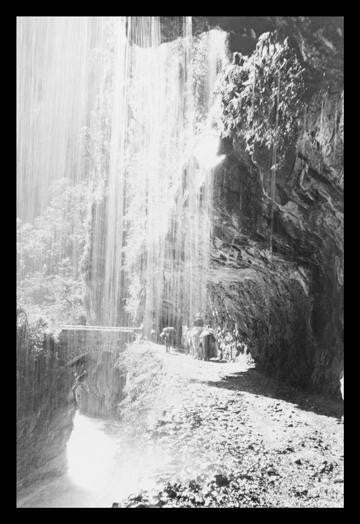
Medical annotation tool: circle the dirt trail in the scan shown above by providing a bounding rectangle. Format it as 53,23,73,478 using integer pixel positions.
119,343,344,508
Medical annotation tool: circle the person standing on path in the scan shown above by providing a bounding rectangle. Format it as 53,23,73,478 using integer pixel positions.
160,326,176,353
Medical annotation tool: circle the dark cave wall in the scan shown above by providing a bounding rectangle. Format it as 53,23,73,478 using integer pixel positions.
208,19,343,396
210,147,343,395
210,156,315,390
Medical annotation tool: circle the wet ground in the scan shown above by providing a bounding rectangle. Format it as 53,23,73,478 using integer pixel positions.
116,343,344,508
18,342,344,508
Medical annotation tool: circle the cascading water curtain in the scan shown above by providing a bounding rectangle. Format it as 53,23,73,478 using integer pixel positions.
123,19,228,334
17,17,93,325
17,16,228,332
17,17,89,222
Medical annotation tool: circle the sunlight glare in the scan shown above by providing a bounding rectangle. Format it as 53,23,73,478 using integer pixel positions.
194,132,225,169
66,412,118,492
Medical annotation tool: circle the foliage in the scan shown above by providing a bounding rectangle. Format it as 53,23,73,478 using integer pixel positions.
16,308,61,418
17,308,53,355
17,178,89,327
216,32,307,168
215,326,248,361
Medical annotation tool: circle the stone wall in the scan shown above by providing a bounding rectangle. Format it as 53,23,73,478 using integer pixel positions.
58,327,137,361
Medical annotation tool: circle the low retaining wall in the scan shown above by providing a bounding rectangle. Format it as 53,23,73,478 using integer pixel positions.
58,326,139,361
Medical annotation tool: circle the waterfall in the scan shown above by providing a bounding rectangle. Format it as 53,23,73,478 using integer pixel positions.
17,17,90,222
17,16,228,330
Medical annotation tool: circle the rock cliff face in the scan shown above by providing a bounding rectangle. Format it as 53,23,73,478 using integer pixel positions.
16,20,343,502
208,17,343,396
84,18,343,397
16,317,76,491
16,322,130,492
129,17,343,396
75,350,126,417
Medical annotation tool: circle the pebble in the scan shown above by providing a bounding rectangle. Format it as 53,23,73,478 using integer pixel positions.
115,347,344,508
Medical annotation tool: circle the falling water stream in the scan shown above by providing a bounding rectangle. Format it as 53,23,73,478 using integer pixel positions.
17,17,228,507
18,410,173,507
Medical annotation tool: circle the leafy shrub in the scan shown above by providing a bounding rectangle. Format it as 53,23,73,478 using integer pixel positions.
16,308,62,418
17,178,88,327
216,32,307,168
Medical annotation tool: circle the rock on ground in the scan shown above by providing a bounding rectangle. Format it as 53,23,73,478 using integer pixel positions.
114,343,343,508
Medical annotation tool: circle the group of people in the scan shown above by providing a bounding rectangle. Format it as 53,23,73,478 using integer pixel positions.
215,326,248,362
155,316,248,362
135,313,250,363
135,323,177,352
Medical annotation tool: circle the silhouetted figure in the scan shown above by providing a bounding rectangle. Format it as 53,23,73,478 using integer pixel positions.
78,314,87,326
160,326,176,352
149,322,157,342
135,322,144,342
199,326,217,361
193,314,204,327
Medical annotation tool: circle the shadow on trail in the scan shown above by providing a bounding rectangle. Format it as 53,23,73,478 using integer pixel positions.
189,367,343,420
169,349,227,363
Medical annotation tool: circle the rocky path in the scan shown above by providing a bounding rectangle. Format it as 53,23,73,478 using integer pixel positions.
116,344,344,508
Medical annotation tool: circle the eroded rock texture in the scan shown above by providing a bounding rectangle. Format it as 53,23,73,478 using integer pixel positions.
209,18,343,396
16,318,76,491
75,350,126,417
